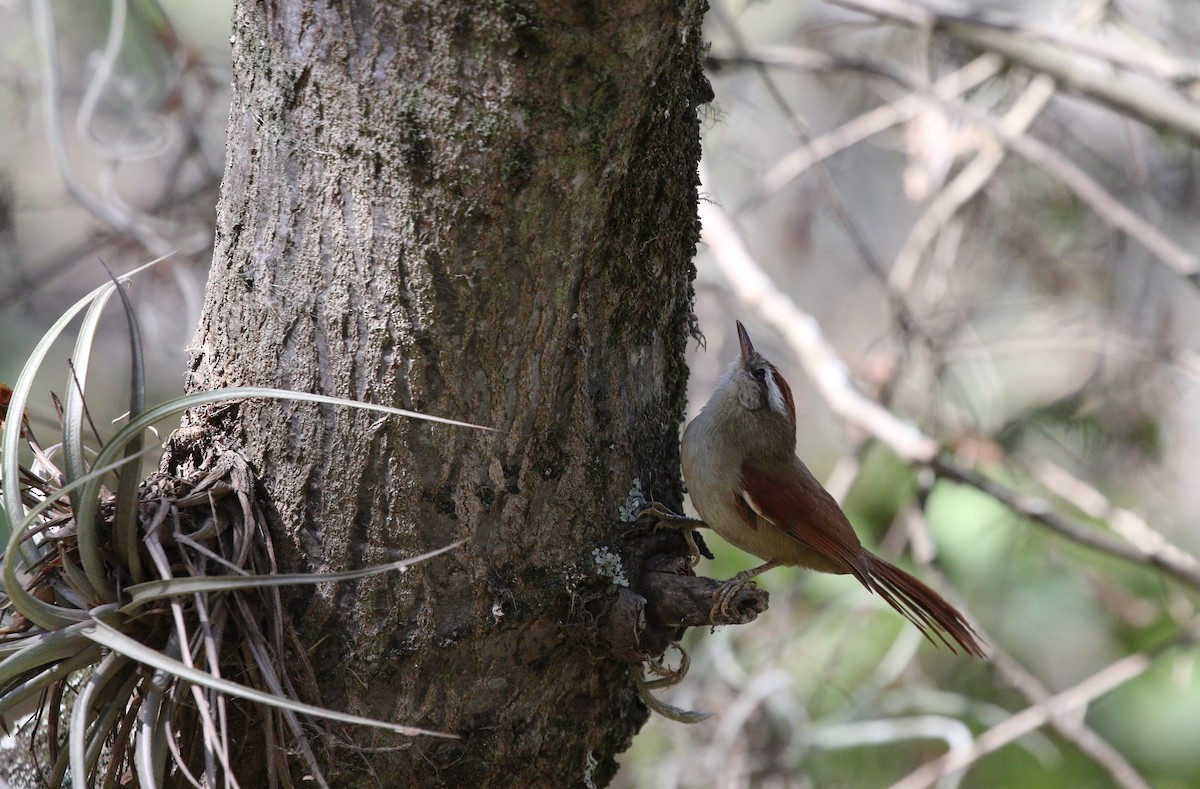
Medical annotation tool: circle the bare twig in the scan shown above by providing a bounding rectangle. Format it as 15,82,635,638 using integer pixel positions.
75,0,172,161
867,0,1200,281
904,504,1154,789
706,4,890,290
829,0,1200,143
885,621,1197,789
890,73,1056,294
963,104,1200,284
984,648,1155,789
748,53,1004,214
30,0,177,258
699,166,939,462
709,39,1200,289
1034,461,1200,582
930,457,1200,590
812,715,974,788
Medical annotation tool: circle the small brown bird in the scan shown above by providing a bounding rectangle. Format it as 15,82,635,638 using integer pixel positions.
657,320,984,657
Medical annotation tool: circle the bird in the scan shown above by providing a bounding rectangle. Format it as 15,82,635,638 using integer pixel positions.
645,320,984,657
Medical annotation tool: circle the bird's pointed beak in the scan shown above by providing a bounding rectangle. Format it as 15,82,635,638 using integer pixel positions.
736,320,755,364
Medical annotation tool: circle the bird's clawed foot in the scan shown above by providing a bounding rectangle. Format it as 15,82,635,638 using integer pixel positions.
709,562,777,625
710,571,757,624
637,501,708,566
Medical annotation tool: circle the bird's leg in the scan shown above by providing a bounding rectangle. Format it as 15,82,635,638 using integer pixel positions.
637,501,707,566
711,561,779,623
637,501,704,527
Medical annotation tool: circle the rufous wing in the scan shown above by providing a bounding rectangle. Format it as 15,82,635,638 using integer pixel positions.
739,458,870,582
739,458,986,657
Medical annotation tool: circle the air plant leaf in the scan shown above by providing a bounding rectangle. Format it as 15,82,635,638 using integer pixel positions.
62,282,119,522
0,254,169,550
102,260,148,586
0,621,97,696
82,611,458,739
136,669,171,788
68,651,133,787
119,540,465,613
3,444,160,630
71,384,494,596
0,645,101,721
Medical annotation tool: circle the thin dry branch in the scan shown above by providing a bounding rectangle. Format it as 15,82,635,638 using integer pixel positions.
709,41,1200,289
884,621,1197,789
889,72,1056,294
699,166,938,463
959,102,1200,284
984,649,1154,789
930,457,1200,590
903,505,1154,789
829,0,1200,143
749,53,1004,214
1034,461,1200,585
30,0,177,258
706,4,893,295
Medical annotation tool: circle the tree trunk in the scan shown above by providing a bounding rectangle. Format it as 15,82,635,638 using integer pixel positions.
185,1,715,784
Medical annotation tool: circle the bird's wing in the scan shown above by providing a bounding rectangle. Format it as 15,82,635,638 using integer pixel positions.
739,458,870,583
741,458,986,657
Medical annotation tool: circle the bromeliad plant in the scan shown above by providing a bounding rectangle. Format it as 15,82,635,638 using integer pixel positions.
0,259,484,787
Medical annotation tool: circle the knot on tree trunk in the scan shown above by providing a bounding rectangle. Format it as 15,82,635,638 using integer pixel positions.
599,528,769,662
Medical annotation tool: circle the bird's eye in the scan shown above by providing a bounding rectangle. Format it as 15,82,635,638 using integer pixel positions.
751,367,767,381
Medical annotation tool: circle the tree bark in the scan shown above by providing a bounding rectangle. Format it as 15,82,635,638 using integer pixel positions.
185,0,716,785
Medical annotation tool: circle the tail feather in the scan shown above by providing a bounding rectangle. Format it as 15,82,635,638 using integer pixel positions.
860,553,986,658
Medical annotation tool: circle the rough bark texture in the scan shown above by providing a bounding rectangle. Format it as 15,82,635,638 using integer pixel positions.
187,1,714,785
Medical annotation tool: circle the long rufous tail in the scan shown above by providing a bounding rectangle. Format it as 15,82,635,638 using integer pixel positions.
861,552,986,657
